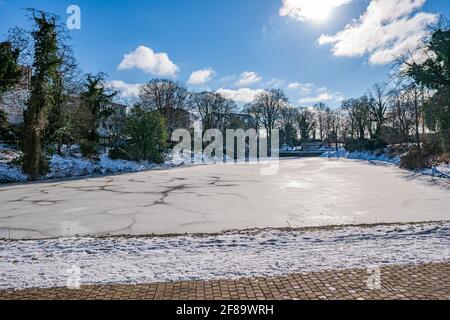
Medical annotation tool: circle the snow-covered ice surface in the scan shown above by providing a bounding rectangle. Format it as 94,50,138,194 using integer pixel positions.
1,158,449,240
0,222,448,290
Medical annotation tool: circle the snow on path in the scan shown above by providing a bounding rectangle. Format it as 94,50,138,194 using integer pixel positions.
1,222,449,290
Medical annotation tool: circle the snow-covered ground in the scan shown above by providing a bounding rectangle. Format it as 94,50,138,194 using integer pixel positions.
421,164,450,179
0,146,195,183
321,149,450,179
321,149,401,165
0,222,448,290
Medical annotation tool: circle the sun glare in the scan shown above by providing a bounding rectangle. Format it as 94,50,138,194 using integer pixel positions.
280,0,350,23
305,3,333,22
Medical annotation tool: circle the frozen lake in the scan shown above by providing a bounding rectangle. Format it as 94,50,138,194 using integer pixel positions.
0,158,449,239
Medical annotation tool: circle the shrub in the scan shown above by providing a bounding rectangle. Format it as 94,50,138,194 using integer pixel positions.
108,147,130,161
422,134,443,157
438,153,450,164
400,149,431,170
344,138,382,152
344,139,363,152
80,140,98,158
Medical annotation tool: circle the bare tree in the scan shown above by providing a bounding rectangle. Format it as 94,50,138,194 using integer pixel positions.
279,105,299,146
369,82,390,136
248,89,288,143
324,107,336,144
7,26,34,67
313,102,329,141
191,91,235,132
403,83,425,151
296,108,316,143
139,79,191,133
388,88,415,145
342,96,371,142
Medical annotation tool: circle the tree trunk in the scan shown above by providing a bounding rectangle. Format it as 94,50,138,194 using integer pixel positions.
23,105,47,180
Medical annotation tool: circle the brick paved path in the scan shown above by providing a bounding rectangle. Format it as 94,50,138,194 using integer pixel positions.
1,263,449,300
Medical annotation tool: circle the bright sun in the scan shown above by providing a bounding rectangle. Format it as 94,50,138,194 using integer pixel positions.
304,3,333,22
280,0,347,23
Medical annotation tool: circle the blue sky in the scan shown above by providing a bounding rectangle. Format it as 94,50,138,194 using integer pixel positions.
0,0,448,108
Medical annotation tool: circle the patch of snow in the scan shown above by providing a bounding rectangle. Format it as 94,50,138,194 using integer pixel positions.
0,222,448,290
98,155,157,174
0,147,22,164
321,149,401,165
321,149,450,180
0,164,27,183
420,164,450,179
47,154,172,179
47,155,97,179
0,148,193,182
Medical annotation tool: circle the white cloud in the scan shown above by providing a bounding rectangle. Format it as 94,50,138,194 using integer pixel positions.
318,0,438,65
299,89,344,105
188,68,216,85
216,88,265,104
280,0,353,22
287,82,314,94
107,80,142,98
235,71,262,87
118,45,179,76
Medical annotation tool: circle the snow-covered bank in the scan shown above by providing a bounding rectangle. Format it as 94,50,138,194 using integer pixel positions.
0,165,27,183
321,149,450,179
0,149,193,183
421,164,450,179
47,154,171,179
321,149,401,165
0,222,448,290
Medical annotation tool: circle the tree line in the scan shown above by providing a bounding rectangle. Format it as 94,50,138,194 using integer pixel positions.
248,23,450,171
1,9,449,180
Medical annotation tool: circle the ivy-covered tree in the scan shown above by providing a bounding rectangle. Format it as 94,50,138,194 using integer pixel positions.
22,11,60,179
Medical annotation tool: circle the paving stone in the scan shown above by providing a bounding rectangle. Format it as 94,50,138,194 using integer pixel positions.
1,263,448,300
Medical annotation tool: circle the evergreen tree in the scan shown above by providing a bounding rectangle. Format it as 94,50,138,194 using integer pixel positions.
78,73,116,157
124,105,168,163
407,28,450,152
0,41,22,96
